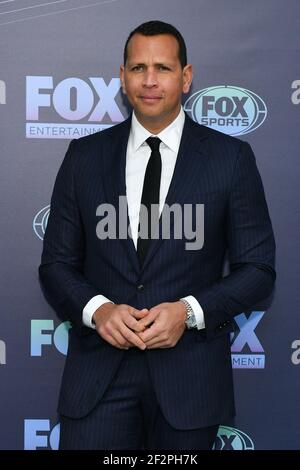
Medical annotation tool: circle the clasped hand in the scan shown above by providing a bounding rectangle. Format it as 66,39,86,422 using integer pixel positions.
93,302,187,350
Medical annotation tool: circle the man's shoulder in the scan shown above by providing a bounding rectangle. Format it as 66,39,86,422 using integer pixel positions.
185,114,245,149
71,117,131,149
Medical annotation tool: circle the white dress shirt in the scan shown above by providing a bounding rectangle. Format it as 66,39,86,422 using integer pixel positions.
83,107,205,330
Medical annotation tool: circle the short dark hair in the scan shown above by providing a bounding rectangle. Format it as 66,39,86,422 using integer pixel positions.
123,20,187,68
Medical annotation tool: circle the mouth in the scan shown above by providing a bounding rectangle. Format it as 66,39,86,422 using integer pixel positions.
139,96,162,103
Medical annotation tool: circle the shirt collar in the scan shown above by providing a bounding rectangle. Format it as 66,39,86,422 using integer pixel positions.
130,107,185,153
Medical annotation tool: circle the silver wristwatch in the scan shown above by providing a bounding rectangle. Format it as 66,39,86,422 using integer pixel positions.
180,298,197,329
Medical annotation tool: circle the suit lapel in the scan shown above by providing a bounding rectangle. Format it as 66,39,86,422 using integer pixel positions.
102,117,140,272
102,116,209,273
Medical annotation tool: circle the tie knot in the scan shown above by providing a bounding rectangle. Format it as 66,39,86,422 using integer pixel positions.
146,136,161,152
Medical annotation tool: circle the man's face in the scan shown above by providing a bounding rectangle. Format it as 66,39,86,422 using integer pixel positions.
120,33,192,133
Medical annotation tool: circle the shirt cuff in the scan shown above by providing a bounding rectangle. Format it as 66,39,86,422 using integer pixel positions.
182,295,205,330
82,295,114,329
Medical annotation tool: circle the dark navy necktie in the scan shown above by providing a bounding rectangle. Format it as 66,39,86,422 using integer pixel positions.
137,137,162,266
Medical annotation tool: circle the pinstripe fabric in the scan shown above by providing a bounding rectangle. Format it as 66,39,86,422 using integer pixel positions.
39,114,276,440
59,348,147,450
59,348,219,450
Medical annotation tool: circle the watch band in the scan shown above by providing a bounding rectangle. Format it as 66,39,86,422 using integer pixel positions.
180,298,197,329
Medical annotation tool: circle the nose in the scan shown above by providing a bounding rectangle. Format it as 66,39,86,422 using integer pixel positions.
142,69,158,87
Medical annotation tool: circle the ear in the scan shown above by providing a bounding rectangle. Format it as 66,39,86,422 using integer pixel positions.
120,65,126,94
182,64,193,94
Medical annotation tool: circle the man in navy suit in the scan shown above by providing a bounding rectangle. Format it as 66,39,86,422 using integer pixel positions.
39,20,276,450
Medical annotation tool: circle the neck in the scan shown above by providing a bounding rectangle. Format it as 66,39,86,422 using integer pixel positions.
134,108,181,134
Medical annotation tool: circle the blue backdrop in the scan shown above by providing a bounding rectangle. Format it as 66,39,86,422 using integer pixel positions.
0,0,299,450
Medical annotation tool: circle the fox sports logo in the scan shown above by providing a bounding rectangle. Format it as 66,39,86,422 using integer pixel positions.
33,205,50,241
214,426,254,450
184,85,267,136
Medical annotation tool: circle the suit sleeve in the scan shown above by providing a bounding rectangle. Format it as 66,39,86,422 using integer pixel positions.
39,140,99,336
194,141,276,340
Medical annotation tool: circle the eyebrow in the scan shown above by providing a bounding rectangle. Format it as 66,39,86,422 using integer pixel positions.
128,62,174,67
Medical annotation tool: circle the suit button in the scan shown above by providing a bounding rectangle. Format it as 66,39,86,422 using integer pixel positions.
137,284,145,292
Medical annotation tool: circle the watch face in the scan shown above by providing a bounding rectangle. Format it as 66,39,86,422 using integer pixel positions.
187,314,197,328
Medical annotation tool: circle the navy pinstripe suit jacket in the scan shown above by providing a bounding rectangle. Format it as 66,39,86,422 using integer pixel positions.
39,114,275,429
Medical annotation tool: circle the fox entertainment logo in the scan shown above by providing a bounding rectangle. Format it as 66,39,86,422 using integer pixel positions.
24,420,60,450
231,311,266,369
26,76,124,139
30,320,71,356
